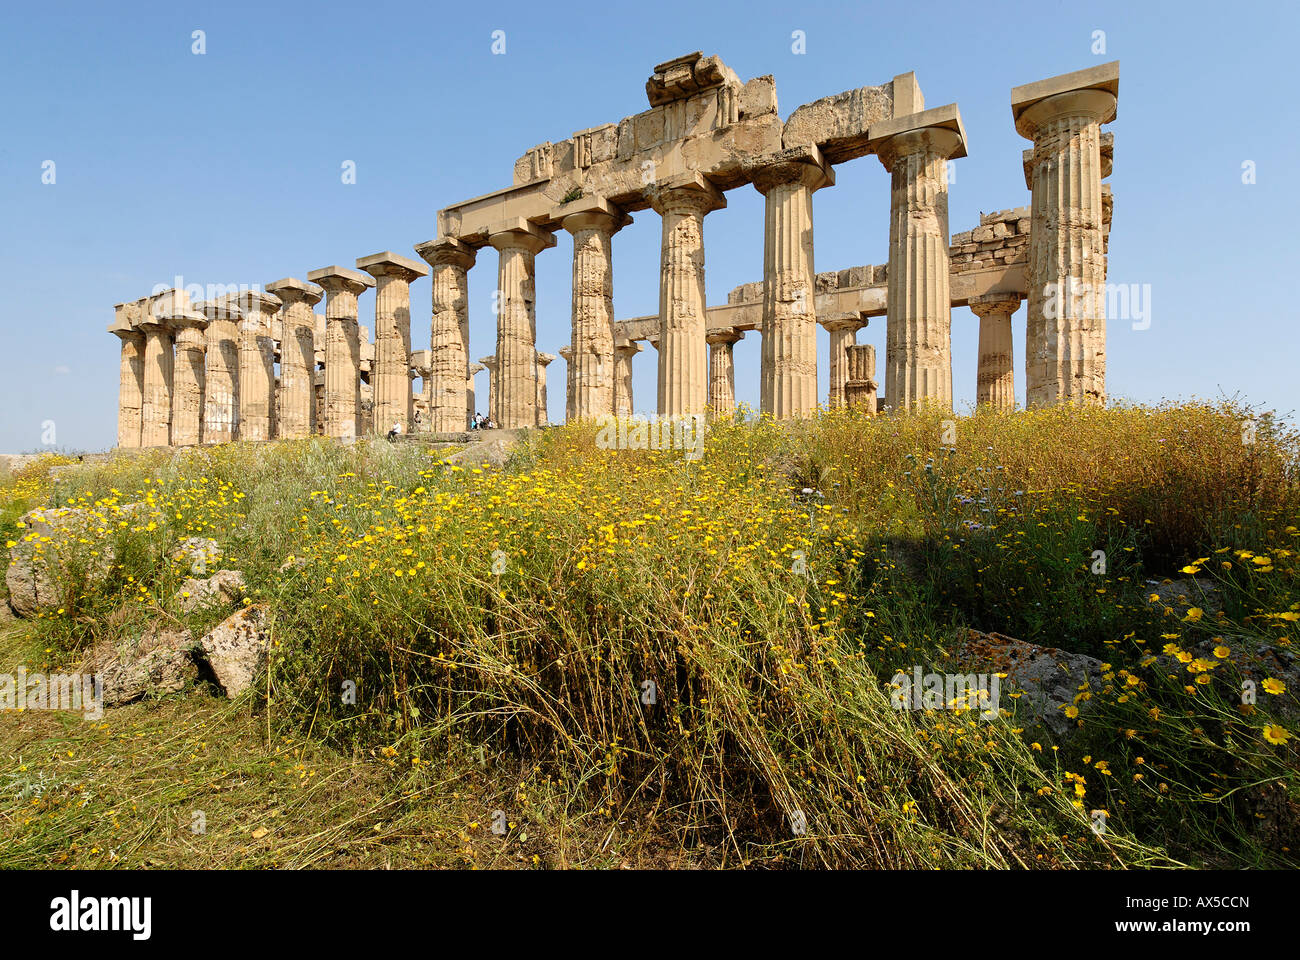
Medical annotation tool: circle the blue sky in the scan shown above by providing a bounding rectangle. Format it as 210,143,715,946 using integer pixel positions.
2,0,1297,452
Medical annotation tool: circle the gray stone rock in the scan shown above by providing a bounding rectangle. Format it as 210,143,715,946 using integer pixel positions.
198,604,271,697
176,570,246,613
957,630,1106,737
5,508,115,618
170,537,222,576
83,624,198,706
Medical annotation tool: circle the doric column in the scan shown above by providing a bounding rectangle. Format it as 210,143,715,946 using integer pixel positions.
414,237,476,432
648,173,726,417
308,266,375,440
873,111,966,412
137,291,185,447
170,309,209,446
556,346,574,422
487,220,555,429
266,278,323,439
466,362,484,426
970,293,1020,409
478,355,498,423
750,147,833,420
819,313,866,409
229,291,283,441
358,251,429,435
1013,63,1119,406
197,298,241,444
844,344,878,413
706,329,743,417
109,302,145,448
613,340,642,416
559,197,629,421
535,352,556,426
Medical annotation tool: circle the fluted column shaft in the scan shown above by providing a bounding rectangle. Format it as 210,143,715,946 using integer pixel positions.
237,293,281,441
478,356,499,423
971,294,1019,409
556,346,574,422
562,203,626,420
417,240,476,432
613,342,640,416
267,280,323,439
112,302,145,449
359,254,428,436
706,331,742,417
466,362,484,426
489,226,553,429
879,128,963,412
310,269,374,441
171,321,208,446
139,321,174,448
651,178,724,417
200,302,241,444
821,315,865,409
845,343,878,413
753,156,831,419
535,353,555,426
1019,89,1116,407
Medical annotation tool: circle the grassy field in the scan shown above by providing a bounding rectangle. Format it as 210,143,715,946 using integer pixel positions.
2,402,1298,869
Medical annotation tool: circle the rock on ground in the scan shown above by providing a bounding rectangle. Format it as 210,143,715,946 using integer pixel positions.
6,507,115,617
83,624,198,706
171,537,222,575
957,630,1107,737
442,429,522,470
198,604,272,697
176,570,246,613
1145,576,1225,618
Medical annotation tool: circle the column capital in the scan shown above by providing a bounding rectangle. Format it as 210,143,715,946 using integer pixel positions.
155,308,208,334
556,345,572,362
478,354,499,370
870,103,968,169
467,362,485,376
266,277,324,307
614,339,644,356
968,292,1021,318
195,299,243,324
409,349,432,376
109,301,143,338
232,290,283,320
1012,62,1119,139
356,251,430,283
705,328,744,345
536,352,557,368
747,145,835,195
558,195,631,235
818,311,867,333
307,265,376,297
646,171,727,216
414,236,478,270
486,218,557,255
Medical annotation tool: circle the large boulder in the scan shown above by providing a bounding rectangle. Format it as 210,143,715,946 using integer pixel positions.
176,570,246,613
443,430,521,470
198,604,272,697
83,624,198,706
6,507,115,617
957,630,1107,737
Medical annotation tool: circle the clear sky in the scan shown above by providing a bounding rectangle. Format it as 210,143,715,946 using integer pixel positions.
2,0,1297,452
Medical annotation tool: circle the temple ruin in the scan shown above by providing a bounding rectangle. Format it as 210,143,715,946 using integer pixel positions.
109,54,1118,448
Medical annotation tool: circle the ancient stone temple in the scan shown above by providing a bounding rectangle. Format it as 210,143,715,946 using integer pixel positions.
110,54,1117,447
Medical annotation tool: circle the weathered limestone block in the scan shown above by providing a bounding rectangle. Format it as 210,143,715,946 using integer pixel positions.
781,80,896,163
706,328,743,417
109,302,145,449
308,266,375,440
198,604,272,698
358,251,428,435
415,237,476,433
739,75,778,120
560,196,629,421
488,219,555,429
266,278,323,439
6,508,115,617
138,293,179,448
1013,62,1119,407
649,172,725,416
844,343,878,413
750,147,833,419
176,569,246,613
820,313,866,409
970,293,1020,409
83,624,198,706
